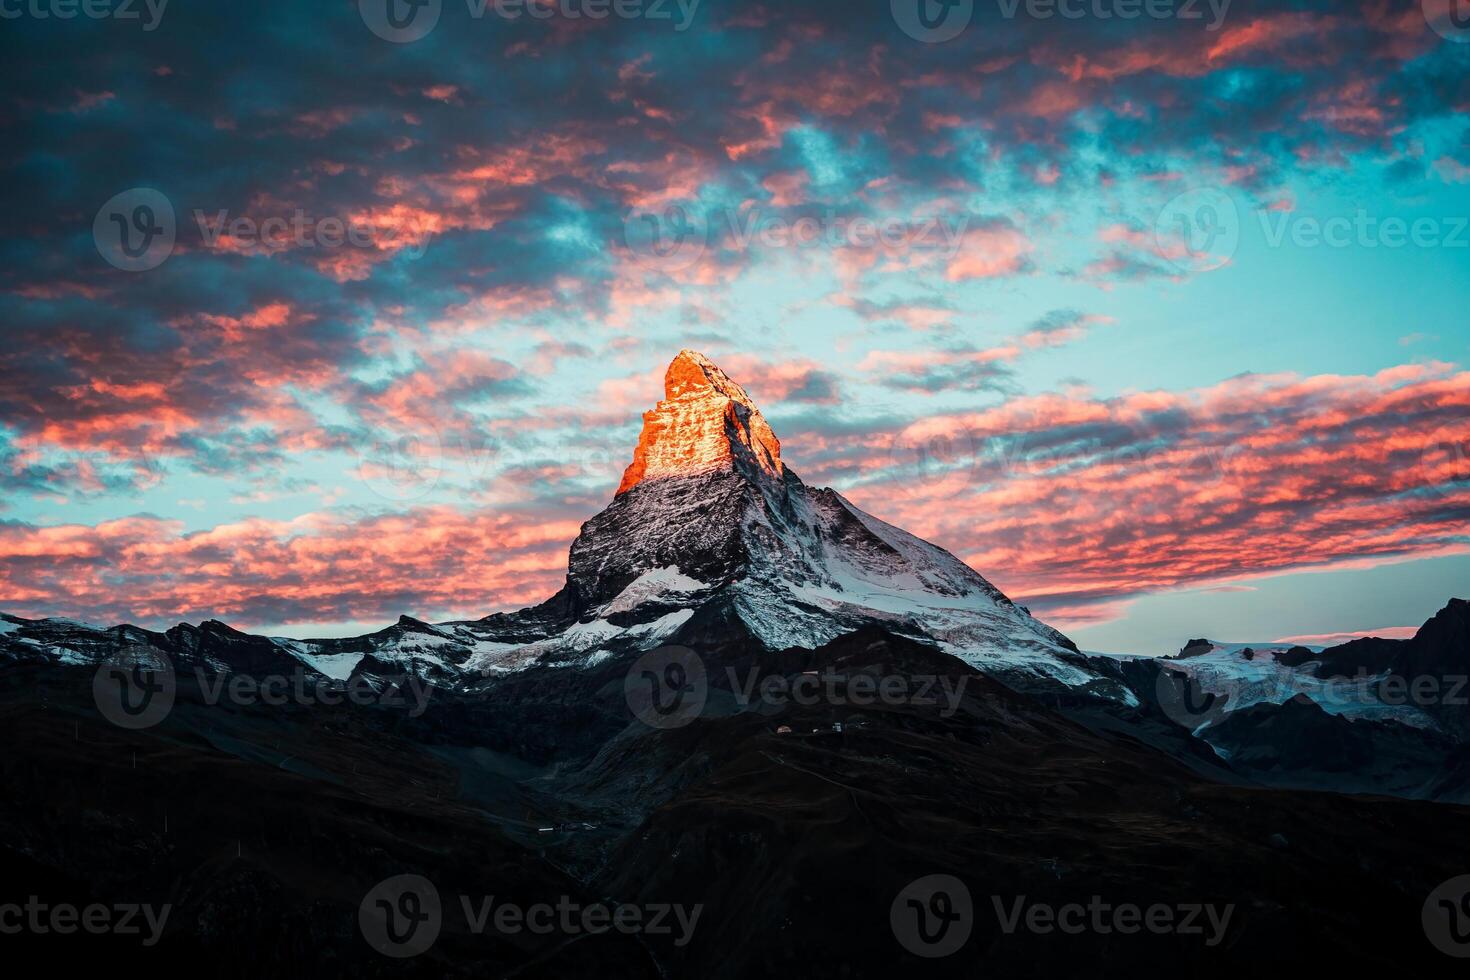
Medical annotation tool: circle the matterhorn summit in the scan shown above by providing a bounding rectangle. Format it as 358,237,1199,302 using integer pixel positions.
616,349,786,494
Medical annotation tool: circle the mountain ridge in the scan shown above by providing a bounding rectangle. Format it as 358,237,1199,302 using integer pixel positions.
1,352,1460,718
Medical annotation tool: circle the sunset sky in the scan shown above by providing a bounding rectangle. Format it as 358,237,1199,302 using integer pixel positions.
2,0,1467,653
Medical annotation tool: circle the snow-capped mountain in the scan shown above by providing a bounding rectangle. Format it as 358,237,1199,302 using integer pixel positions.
0,350,1121,698
1130,598,1470,736
522,349,1121,692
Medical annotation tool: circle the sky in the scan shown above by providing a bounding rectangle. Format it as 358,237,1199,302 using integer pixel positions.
0,0,1467,654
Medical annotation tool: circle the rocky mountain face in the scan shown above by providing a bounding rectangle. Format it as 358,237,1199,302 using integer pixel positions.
1092,598,1470,800
527,350,1111,695
1312,598,1470,680
615,349,786,495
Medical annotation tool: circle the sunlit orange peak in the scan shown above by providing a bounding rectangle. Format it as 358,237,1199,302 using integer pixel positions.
616,350,785,495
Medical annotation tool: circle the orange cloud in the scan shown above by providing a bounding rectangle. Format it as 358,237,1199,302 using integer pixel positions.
798,365,1470,614
0,508,580,630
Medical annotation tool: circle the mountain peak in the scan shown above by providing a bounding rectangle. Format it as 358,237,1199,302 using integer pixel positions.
616,350,785,495
665,348,733,398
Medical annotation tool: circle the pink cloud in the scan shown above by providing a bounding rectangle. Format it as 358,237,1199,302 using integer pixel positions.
1275,626,1420,645
944,224,1032,281
796,364,1470,613
0,508,580,629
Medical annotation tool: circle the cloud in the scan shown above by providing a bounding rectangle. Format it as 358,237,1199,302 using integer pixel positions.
858,347,1019,395
718,354,843,405
791,363,1470,616
1275,626,1420,645
0,508,579,629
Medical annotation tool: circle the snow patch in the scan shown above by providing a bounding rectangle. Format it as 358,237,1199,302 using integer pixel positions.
292,652,366,681
600,566,708,616
1156,646,1434,728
